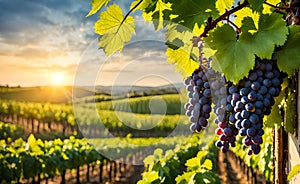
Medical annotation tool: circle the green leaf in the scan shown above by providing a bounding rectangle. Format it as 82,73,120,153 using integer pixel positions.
248,0,264,12
242,14,288,59
216,0,234,14
143,155,154,167
166,47,199,78
202,159,213,170
140,0,172,30
284,92,297,134
171,0,218,30
139,171,160,183
86,0,110,17
274,26,300,76
204,24,255,84
94,4,136,55
175,172,194,184
185,157,201,170
165,25,200,78
130,0,153,11
288,164,300,180
234,7,260,28
262,0,281,14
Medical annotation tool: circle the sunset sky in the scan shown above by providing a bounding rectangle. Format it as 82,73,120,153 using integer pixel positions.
0,0,183,87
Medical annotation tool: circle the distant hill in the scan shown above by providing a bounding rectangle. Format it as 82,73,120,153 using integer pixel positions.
92,83,185,95
0,83,185,103
0,86,96,103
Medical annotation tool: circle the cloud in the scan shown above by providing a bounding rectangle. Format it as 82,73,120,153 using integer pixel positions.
0,0,184,87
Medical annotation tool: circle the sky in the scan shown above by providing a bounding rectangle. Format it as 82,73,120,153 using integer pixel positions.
0,0,183,87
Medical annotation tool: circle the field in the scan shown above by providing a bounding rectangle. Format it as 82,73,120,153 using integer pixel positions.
0,84,275,184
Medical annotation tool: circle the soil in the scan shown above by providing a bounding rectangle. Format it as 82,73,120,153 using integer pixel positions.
39,163,144,184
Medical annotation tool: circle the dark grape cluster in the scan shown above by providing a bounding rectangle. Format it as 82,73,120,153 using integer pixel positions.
229,60,283,155
184,64,213,133
184,59,284,155
214,82,239,153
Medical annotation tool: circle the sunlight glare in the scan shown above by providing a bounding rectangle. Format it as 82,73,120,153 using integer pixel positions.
52,74,63,84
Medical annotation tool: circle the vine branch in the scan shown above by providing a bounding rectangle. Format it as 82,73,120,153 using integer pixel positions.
264,1,291,10
200,0,249,38
117,0,143,33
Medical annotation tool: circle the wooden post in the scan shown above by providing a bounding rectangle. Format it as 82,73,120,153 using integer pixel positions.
274,125,285,184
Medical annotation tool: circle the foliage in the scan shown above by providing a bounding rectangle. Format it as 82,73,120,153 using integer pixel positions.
0,130,190,183
175,138,220,184
137,134,219,184
288,164,300,181
0,94,187,137
0,122,24,141
0,134,100,182
87,0,300,81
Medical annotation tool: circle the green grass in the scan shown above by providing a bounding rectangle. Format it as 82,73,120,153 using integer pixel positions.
96,94,185,115
0,86,98,103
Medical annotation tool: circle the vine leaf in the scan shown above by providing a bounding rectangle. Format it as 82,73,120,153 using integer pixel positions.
234,7,260,28
263,0,281,14
274,26,300,76
241,14,288,59
248,0,265,12
130,0,153,11
216,0,234,14
86,0,110,17
288,164,300,181
138,0,172,30
94,4,136,56
171,0,218,30
284,92,297,134
204,24,256,84
166,28,199,78
166,47,199,78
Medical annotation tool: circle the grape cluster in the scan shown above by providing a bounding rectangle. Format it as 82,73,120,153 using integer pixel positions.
184,64,213,133
214,82,239,153
230,60,283,155
184,59,284,155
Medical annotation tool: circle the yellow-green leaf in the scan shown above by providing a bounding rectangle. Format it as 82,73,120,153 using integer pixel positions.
288,164,300,180
94,4,136,55
87,0,110,17
216,0,234,14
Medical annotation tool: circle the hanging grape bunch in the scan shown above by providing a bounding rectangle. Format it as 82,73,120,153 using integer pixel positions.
184,40,285,155
183,62,213,133
229,60,284,155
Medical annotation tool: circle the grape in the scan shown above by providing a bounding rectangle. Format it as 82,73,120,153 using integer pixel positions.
215,140,223,147
245,103,255,112
229,86,238,94
251,82,260,90
246,127,256,137
218,121,227,129
223,128,233,137
220,134,227,141
248,91,257,102
249,114,259,124
241,119,251,128
216,128,223,135
184,64,215,132
241,110,250,118
187,57,285,156
252,135,263,145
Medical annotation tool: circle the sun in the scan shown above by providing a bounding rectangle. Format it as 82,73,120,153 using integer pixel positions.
52,73,63,84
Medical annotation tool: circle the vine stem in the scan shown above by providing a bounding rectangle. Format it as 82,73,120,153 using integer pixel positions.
264,1,291,10
200,0,249,37
116,0,143,33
